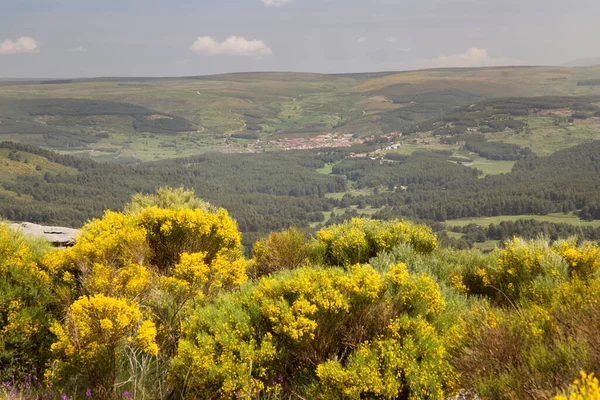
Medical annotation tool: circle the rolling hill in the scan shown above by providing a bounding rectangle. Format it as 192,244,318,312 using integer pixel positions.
0,66,600,162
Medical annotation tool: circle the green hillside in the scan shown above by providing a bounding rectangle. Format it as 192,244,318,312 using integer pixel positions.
1,66,600,162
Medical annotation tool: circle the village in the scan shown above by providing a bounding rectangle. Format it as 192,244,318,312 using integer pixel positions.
239,131,422,154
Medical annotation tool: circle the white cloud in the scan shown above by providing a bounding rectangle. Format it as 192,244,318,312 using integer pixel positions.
262,0,292,7
0,36,40,55
69,46,85,52
385,36,398,43
416,47,522,68
190,36,273,57
357,37,368,43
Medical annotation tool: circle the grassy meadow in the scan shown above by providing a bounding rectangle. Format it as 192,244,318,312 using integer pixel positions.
446,213,600,228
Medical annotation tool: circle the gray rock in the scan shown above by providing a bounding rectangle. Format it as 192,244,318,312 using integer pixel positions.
446,389,480,400
9,222,79,247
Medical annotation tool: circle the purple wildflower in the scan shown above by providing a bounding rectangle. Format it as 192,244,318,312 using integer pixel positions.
123,390,131,399
86,387,92,397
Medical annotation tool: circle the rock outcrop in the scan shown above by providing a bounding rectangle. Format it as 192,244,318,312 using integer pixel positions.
9,222,79,247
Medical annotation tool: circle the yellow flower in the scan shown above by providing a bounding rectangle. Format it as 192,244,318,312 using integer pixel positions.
136,320,159,356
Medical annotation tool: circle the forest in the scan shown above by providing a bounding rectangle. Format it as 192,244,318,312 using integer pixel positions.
2,188,600,399
2,139,600,250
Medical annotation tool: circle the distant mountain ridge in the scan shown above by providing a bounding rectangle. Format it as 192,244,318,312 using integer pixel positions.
563,57,600,67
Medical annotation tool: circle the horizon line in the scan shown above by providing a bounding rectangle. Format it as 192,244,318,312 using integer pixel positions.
2,63,589,82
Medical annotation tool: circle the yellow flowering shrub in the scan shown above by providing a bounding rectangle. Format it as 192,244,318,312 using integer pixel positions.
171,261,458,398
149,249,246,352
551,276,600,314
316,218,437,266
124,186,212,214
450,270,469,294
46,203,243,284
72,211,149,269
555,371,600,400
169,289,278,399
316,315,453,399
457,261,496,298
41,248,80,304
83,262,152,300
134,206,242,271
387,263,446,319
136,320,160,357
553,240,600,278
0,224,56,379
151,249,247,352
40,200,247,361
495,237,567,300
455,270,600,398
253,265,385,342
50,294,158,394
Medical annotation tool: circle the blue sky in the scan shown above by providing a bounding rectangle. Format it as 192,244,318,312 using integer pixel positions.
1,0,599,78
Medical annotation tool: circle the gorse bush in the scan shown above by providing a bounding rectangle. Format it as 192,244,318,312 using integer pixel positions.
135,206,241,271
555,371,600,400
49,294,159,397
37,189,247,399
553,239,600,279
170,262,457,399
454,248,600,399
315,218,437,265
124,187,212,215
493,237,568,302
0,223,56,382
2,189,600,399
316,314,451,399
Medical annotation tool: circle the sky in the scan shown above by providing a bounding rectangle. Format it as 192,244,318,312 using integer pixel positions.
1,0,599,78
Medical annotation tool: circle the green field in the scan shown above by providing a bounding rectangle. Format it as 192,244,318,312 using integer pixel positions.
465,159,516,175
474,240,501,252
316,163,334,175
445,213,600,227
488,115,600,156
389,140,518,176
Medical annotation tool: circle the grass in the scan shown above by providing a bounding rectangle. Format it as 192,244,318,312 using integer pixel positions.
464,158,516,176
0,148,78,176
324,187,374,199
445,213,600,228
353,66,600,97
385,139,517,176
316,163,334,175
446,231,464,239
488,115,600,156
474,240,501,252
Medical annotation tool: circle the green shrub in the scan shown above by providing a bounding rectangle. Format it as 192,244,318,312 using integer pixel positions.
251,227,309,278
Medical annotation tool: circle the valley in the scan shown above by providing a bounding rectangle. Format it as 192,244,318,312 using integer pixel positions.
2,66,600,250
